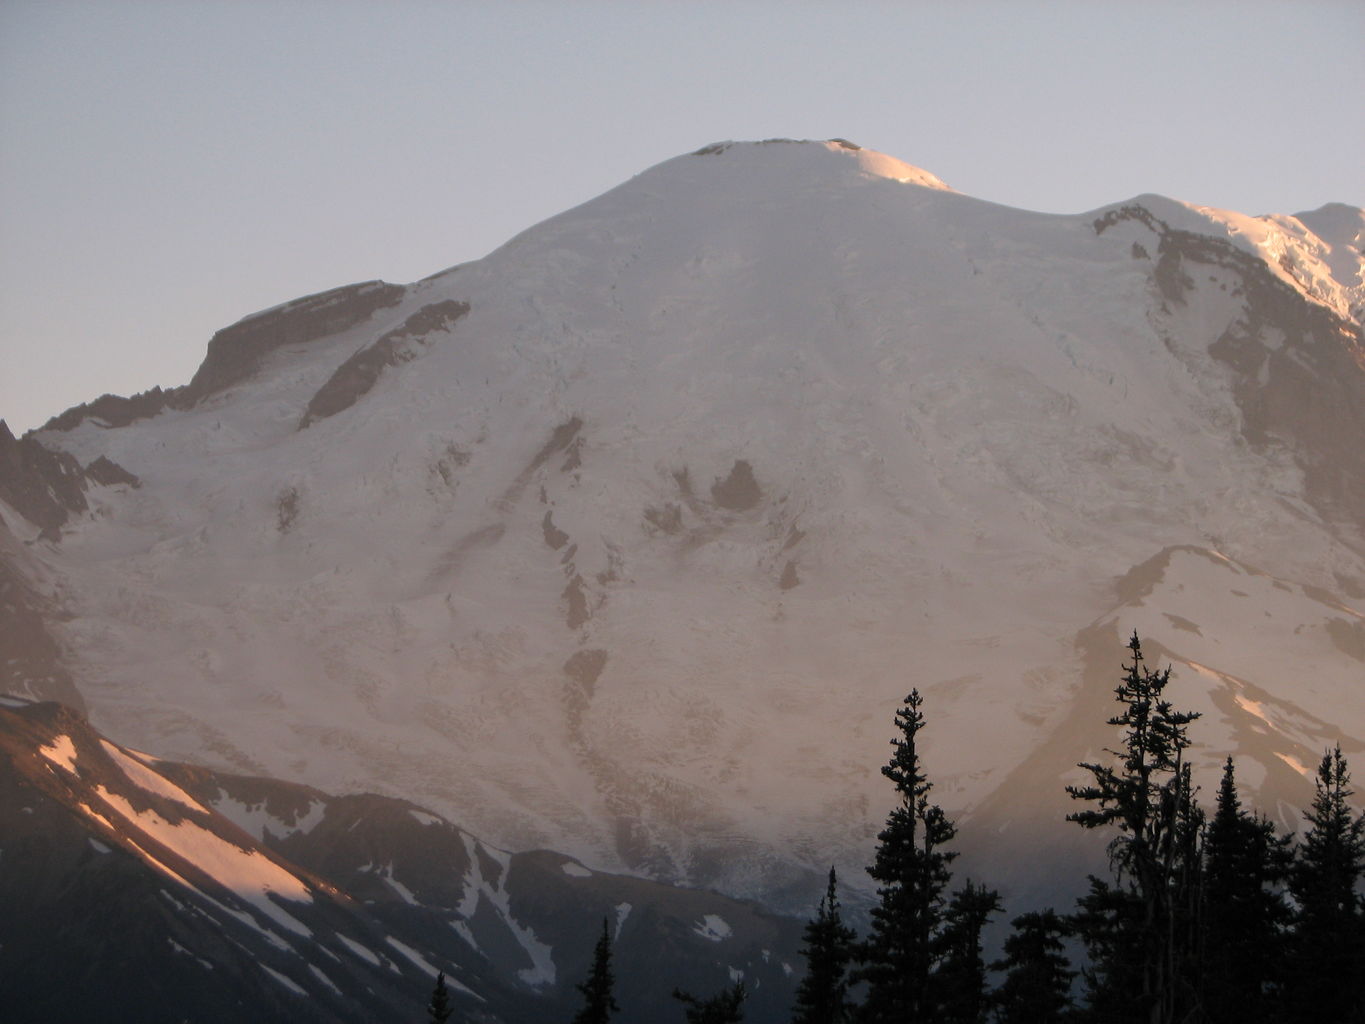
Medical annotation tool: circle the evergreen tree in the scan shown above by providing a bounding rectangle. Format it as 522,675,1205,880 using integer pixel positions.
571,918,620,1024
792,867,857,1024
427,970,453,1024
855,689,959,1023
673,982,746,1023
989,910,1075,1024
1284,745,1365,1024
1069,877,1144,1022
1201,757,1291,1024
1066,632,1201,1024
934,880,1003,1023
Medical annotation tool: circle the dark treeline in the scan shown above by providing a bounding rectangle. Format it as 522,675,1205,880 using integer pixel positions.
786,631,1365,1024
449,631,1365,1024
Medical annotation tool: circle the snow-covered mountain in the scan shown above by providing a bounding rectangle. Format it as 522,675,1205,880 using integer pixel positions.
3,138,1362,912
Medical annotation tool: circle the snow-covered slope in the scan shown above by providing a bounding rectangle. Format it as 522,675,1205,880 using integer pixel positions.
4,138,1363,909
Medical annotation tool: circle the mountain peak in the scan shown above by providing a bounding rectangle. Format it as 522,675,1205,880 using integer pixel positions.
680,137,955,191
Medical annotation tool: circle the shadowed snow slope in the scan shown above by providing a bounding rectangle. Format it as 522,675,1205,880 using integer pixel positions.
4,138,1363,912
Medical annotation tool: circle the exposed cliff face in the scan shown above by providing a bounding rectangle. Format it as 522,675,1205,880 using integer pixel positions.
1098,203,1365,546
184,280,407,402
0,419,89,537
0,420,140,544
38,280,408,436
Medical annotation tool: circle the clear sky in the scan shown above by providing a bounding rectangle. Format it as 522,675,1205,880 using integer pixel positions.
2,0,1361,434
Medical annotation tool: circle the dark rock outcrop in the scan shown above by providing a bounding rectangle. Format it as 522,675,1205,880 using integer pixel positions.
711,459,762,510
39,281,407,434
299,299,469,428
0,419,88,538
187,280,406,403
41,384,184,432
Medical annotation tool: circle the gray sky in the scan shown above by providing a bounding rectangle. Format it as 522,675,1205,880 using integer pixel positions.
2,0,1361,434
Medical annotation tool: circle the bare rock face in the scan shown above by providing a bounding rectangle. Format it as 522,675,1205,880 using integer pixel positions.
0,421,141,540
186,280,406,402
298,299,469,428
1099,205,1365,544
710,459,761,510
41,385,183,433
0,420,88,538
38,281,407,435
84,456,141,489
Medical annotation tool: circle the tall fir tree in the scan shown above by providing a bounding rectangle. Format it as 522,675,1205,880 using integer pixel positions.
792,867,857,1024
855,689,959,1023
933,879,1003,1024
427,970,453,1024
1285,745,1365,1024
571,917,620,1024
1066,632,1201,1024
989,909,1075,1024
1201,757,1291,1024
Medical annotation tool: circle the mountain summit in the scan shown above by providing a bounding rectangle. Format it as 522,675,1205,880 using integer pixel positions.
3,139,1362,908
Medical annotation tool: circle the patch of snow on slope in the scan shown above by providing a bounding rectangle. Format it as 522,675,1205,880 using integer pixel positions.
561,860,592,877
39,735,78,773
694,914,732,942
92,785,313,936
261,964,306,996
210,795,325,841
1276,752,1310,776
100,740,208,811
379,863,419,904
337,933,382,966
1232,694,1274,728
614,902,631,937
168,937,214,970
308,964,341,995
409,809,442,826
452,920,479,951
455,832,555,986
385,936,437,976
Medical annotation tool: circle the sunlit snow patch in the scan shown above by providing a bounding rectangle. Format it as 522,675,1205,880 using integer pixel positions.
92,785,314,937
100,740,208,812
1232,694,1275,728
1275,752,1310,776
39,735,78,773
